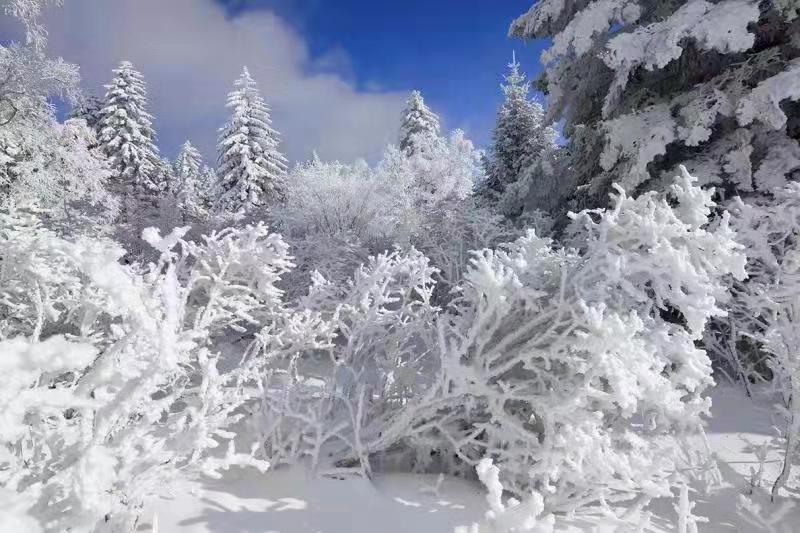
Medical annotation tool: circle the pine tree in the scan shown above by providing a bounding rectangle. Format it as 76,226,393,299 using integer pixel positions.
511,0,800,209
216,67,287,213
68,95,105,130
173,140,206,215
199,165,217,208
96,61,162,194
399,90,441,153
482,53,557,215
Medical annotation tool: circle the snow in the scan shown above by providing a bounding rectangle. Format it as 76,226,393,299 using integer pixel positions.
603,0,760,115
5,2,800,531
139,384,800,533
144,469,486,533
736,58,800,130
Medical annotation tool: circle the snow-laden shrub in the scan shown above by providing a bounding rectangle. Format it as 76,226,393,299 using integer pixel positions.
278,157,405,246
379,129,482,207
281,231,371,303
0,211,316,532
277,132,495,300
415,197,520,303
0,208,93,340
362,167,745,510
251,248,440,475
716,183,800,499
456,458,555,533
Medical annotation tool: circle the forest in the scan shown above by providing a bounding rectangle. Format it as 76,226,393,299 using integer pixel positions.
2,0,800,531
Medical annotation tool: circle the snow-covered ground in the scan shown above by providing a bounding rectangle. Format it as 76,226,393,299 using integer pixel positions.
143,384,800,533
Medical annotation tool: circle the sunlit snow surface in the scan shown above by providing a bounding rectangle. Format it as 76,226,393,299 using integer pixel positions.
144,385,800,533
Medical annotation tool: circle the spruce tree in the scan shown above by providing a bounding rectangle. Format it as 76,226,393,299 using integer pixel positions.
482,53,557,214
511,0,800,209
199,165,217,209
399,90,441,153
96,61,162,194
173,140,205,215
216,67,287,213
68,95,105,130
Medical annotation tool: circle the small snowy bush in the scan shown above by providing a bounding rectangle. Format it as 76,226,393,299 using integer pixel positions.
0,212,314,532
251,247,440,475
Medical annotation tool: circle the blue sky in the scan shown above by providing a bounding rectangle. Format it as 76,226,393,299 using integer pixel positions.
216,0,549,148
10,0,548,163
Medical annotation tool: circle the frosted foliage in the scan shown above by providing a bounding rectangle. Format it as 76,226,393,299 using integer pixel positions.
0,44,80,127
2,118,117,218
484,55,558,215
509,0,573,39
3,0,63,51
543,0,640,63
427,169,744,507
251,248,440,474
173,140,209,218
511,0,800,205
97,61,161,193
0,211,332,531
597,49,800,193
380,130,481,207
603,0,759,115
264,168,744,513
660,129,754,191
279,158,398,244
737,58,800,130
754,135,800,191
600,104,676,189
456,459,555,533
216,67,288,213
399,90,441,153
721,184,800,500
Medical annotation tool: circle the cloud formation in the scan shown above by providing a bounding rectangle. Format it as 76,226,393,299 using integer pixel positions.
37,0,406,163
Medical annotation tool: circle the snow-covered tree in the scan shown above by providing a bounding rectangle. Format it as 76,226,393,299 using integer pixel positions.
216,67,287,213
399,90,441,154
173,140,209,218
96,61,161,194
67,95,104,131
0,0,115,230
0,118,117,224
279,157,392,243
482,53,558,216
380,129,482,208
510,0,800,208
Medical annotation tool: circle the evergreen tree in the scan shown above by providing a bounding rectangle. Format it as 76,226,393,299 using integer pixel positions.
199,165,217,208
173,140,206,215
96,61,162,194
482,53,557,215
216,67,287,213
67,95,105,131
399,90,441,153
511,0,800,209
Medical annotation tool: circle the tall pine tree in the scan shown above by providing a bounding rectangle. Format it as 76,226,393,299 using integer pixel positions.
96,61,162,195
399,90,441,153
216,67,287,213
483,53,557,215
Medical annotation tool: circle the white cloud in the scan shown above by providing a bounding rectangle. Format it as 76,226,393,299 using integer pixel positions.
37,0,406,163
